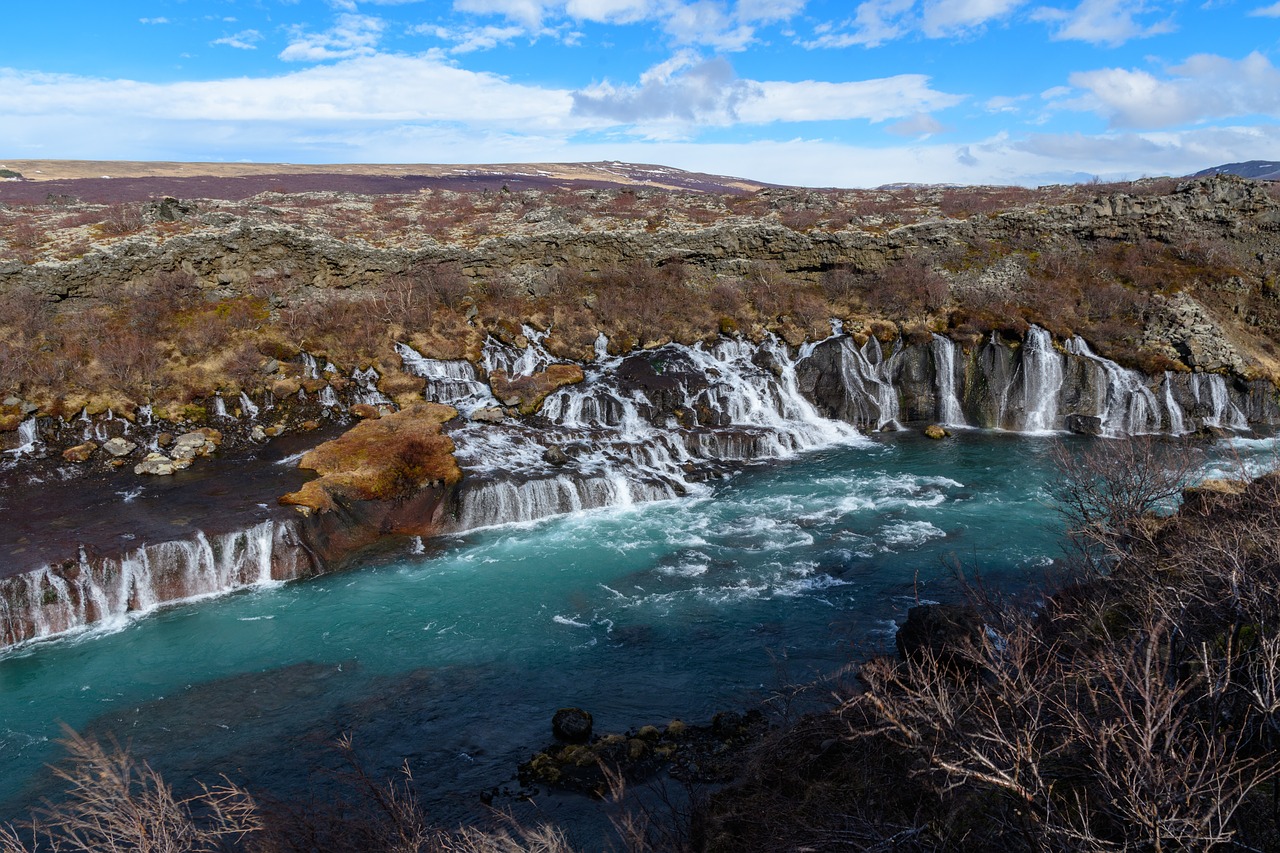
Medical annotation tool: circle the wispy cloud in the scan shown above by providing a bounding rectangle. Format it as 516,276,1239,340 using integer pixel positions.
1032,0,1173,46
212,30,264,50
280,14,385,62
139,17,170,25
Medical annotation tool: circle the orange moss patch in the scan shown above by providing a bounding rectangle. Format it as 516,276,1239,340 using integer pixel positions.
280,402,462,515
489,364,585,416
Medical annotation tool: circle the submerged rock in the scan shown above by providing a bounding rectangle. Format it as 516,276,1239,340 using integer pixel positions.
924,424,948,440
552,707,593,744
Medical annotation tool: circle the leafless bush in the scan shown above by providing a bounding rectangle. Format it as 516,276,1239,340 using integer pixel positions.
5,728,261,853
1046,437,1199,571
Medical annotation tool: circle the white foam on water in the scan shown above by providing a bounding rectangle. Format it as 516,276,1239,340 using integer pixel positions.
879,520,946,549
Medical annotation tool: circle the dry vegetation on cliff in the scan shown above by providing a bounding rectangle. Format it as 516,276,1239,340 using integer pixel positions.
0,173,1277,444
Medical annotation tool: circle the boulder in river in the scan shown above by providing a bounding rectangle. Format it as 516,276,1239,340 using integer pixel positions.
552,707,593,744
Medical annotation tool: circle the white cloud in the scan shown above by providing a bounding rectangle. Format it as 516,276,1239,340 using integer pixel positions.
804,0,1024,48
280,14,386,62
422,23,533,52
565,0,657,23
1033,0,1173,46
1066,51,1280,128
212,30,264,50
921,0,1026,37
454,0,556,28
1250,0,1280,14
985,94,1028,112
886,113,948,136
573,55,759,134
0,55,577,130
571,54,964,135
451,0,802,49
740,76,964,122
139,17,170,25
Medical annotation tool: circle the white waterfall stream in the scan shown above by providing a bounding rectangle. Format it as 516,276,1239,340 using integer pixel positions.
1192,373,1249,430
932,334,967,427
0,521,313,648
445,332,866,531
1062,337,1162,436
1019,326,1065,433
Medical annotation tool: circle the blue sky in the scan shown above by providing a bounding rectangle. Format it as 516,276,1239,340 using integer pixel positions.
1,0,1278,186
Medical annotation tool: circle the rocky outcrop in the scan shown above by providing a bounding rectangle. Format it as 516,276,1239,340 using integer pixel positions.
280,402,461,516
488,364,585,416
4,175,1275,305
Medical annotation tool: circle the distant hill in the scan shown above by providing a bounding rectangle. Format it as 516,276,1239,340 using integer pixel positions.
1193,160,1280,181
0,159,772,204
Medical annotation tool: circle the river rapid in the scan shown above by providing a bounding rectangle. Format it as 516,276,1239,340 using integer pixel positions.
10,429,1262,830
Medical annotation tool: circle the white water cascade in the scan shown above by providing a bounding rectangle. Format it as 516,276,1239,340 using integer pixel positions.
447,332,866,531
1018,326,1065,433
1062,338,1162,436
931,335,967,427
1162,373,1188,435
3,418,40,460
820,335,903,430
396,343,499,415
0,521,315,649
1192,373,1249,431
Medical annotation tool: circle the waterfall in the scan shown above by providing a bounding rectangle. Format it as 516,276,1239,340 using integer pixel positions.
1019,327,1064,433
0,521,316,649
351,367,393,407
212,395,229,419
1162,373,1187,435
301,353,321,380
318,386,340,409
3,418,40,459
482,325,559,378
818,336,902,430
239,392,260,420
396,342,499,414
1192,373,1248,431
449,334,865,531
1062,338,1161,436
931,335,966,427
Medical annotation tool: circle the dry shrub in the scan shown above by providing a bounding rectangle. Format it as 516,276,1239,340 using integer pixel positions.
97,203,145,237
861,257,949,317
2,728,260,853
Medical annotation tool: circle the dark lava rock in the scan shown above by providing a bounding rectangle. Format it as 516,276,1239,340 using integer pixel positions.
895,603,984,669
552,707,593,744
1065,413,1104,436
542,444,570,466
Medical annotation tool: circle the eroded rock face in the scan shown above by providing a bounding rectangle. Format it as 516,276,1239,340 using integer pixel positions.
280,402,461,515
489,364,584,416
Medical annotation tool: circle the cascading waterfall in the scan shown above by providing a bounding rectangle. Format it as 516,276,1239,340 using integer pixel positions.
1192,373,1249,430
823,336,903,430
238,392,260,420
1062,338,1161,436
448,332,865,531
0,521,315,649
396,343,498,415
351,367,392,407
3,418,40,459
931,335,966,427
1019,326,1065,433
1162,373,1187,435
